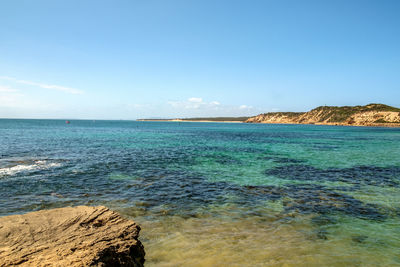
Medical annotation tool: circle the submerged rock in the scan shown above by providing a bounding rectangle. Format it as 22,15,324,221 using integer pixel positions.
0,206,145,267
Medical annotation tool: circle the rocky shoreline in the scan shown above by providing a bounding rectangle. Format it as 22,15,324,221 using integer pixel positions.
0,206,145,267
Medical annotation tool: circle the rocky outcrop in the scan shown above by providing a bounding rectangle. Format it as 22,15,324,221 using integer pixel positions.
0,206,145,267
246,104,400,127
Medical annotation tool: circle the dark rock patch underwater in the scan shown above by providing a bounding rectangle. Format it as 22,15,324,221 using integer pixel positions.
266,164,400,187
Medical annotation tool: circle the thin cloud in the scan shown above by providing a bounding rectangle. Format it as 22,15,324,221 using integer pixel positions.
0,85,26,108
169,97,208,109
0,76,84,95
239,104,253,109
0,85,19,93
188,97,203,103
167,97,261,116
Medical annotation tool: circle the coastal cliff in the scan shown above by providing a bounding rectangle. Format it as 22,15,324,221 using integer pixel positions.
246,104,400,126
0,206,145,267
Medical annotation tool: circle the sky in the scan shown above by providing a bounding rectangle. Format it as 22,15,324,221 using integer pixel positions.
1,0,400,119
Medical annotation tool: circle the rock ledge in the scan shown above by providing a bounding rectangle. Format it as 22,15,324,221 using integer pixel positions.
0,206,145,267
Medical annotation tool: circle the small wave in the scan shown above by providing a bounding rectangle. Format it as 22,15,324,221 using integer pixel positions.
0,160,62,176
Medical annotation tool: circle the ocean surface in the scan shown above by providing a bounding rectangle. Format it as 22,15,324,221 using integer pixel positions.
1,119,400,266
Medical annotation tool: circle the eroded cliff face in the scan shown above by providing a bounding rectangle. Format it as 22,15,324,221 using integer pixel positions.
0,206,145,267
246,104,400,127
347,111,400,125
245,112,304,124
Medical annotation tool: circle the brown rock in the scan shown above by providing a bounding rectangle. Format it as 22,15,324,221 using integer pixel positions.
0,206,145,267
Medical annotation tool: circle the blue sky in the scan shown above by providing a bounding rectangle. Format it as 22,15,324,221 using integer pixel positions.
1,0,400,119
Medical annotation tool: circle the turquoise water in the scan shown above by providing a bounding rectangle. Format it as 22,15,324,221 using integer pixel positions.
1,119,399,266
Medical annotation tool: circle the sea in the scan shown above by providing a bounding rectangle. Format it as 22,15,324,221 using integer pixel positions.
1,119,399,266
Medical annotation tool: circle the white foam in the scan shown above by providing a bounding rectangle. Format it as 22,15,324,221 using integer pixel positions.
0,160,62,176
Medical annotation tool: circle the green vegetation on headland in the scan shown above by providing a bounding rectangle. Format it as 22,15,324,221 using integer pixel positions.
246,103,400,126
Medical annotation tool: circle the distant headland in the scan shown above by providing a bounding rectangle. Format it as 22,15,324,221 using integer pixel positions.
137,117,250,123
246,103,400,127
138,104,400,127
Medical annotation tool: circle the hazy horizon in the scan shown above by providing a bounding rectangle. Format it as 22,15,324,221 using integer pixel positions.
1,0,400,120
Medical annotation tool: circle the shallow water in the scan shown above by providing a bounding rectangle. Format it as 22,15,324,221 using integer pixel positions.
1,119,399,266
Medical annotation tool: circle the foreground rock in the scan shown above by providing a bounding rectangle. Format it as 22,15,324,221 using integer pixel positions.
0,206,145,267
